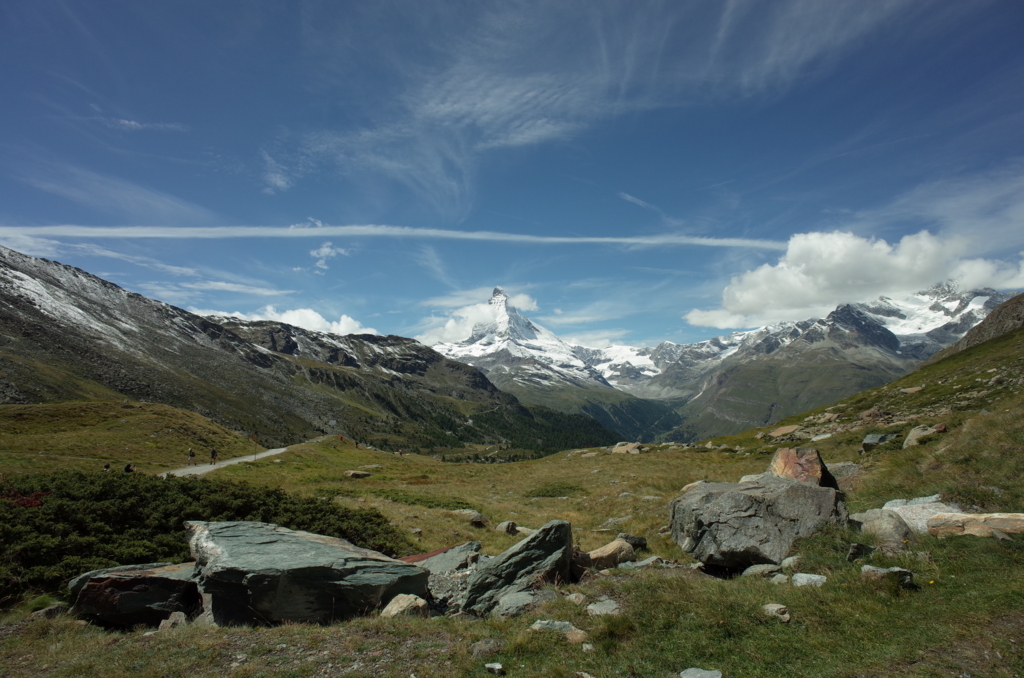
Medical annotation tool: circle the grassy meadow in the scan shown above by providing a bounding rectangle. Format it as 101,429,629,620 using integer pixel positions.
2,329,1024,677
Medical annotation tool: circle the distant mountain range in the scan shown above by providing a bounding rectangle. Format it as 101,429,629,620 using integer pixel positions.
0,246,616,453
433,285,1014,441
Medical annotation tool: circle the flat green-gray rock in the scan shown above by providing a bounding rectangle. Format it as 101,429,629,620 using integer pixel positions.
186,521,428,625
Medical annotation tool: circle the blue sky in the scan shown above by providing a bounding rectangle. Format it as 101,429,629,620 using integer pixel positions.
2,1,1024,347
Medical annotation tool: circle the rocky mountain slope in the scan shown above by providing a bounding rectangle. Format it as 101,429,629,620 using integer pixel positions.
434,284,1012,442
0,246,616,452
921,292,1024,367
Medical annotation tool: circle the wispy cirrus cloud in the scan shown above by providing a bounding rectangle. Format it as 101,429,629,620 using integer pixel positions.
0,222,786,250
93,117,189,132
16,162,219,224
180,281,296,296
267,1,936,217
413,245,457,287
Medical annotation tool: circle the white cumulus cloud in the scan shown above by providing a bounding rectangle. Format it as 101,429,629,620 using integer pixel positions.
686,230,1024,329
198,305,378,336
309,241,349,270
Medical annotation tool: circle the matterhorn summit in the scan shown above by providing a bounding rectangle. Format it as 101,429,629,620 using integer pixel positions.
432,287,612,390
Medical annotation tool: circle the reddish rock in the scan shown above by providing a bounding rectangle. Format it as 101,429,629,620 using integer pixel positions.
767,448,838,489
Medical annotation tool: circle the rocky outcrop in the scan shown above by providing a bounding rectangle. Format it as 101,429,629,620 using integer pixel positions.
460,520,575,617
923,293,1024,365
186,521,429,625
68,562,201,627
671,450,847,568
927,512,1024,538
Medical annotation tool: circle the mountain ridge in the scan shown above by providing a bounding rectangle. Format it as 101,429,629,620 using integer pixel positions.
0,246,617,453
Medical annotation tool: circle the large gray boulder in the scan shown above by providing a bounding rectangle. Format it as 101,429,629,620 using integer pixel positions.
69,562,201,628
186,521,429,625
670,474,847,568
460,520,574,616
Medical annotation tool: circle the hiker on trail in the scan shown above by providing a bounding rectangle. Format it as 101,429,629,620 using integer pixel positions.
187,448,196,465
210,448,218,464
123,463,136,473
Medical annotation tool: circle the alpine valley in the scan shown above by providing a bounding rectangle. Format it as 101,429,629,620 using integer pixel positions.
432,286,1013,442
0,245,1012,448
0,246,617,454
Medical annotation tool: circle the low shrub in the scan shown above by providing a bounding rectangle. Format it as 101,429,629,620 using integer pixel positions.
0,470,416,604
523,482,586,498
370,489,476,511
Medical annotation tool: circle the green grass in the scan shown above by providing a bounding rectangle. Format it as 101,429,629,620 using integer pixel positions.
0,400,264,475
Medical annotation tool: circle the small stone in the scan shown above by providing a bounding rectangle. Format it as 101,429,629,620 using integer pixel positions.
581,644,596,654
741,563,781,578
770,574,789,585
157,611,188,630
30,603,69,620
530,619,589,643
781,555,801,569
861,565,916,589
450,509,489,527
344,470,372,478
469,638,506,658
631,556,664,569
565,628,589,644
484,662,506,675
380,594,429,618
586,597,622,616
495,521,518,535
792,573,826,587
616,533,648,551
588,539,636,569
565,592,587,606
679,669,723,678
763,603,791,622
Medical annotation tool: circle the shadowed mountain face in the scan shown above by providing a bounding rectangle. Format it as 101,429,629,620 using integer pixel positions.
0,247,617,452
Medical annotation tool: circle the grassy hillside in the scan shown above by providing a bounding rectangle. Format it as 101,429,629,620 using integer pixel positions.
0,400,263,475
2,326,1023,677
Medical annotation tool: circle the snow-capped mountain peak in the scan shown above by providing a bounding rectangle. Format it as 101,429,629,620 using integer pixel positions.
432,288,612,389
465,287,542,345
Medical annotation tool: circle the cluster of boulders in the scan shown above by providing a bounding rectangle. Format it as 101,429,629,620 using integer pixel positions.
851,493,1024,548
64,515,663,629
